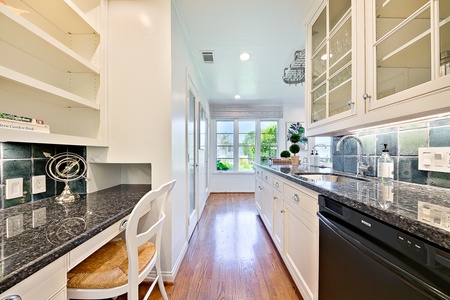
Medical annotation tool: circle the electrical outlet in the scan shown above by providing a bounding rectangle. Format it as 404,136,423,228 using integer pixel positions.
6,214,24,238
5,178,23,199
32,175,46,194
32,207,47,228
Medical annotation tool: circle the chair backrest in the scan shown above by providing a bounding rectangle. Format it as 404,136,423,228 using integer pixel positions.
125,179,176,298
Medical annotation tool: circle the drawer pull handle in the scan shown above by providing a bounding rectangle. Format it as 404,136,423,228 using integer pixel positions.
274,182,279,188
258,186,263,190
119,219,128,231
273,196,278,200
292,194,299,202
2,296,22,300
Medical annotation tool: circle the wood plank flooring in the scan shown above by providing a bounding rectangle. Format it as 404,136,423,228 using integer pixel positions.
145,193,302,300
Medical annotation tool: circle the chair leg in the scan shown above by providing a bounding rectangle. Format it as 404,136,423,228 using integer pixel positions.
156,262,169,300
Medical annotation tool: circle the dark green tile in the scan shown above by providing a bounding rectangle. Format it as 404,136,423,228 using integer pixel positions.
399,130,428,156
428,172,450,188
3,160,32,181
33,159,50,176
33,144,55,158
3,143,31,159
430,127,450,147
398,158,427,184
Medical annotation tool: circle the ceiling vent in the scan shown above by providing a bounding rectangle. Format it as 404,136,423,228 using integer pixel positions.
201,51,214,63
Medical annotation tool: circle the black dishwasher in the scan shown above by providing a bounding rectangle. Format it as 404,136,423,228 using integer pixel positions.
318,195,450,300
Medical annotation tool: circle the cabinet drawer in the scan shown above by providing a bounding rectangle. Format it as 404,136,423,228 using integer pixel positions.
68,216,129,270
273,176,283,192
262,171,273,184
0,256,66,300
255,167,262,178
283,182,319,217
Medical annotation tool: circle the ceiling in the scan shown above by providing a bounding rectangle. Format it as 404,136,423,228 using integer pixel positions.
174,0,314,106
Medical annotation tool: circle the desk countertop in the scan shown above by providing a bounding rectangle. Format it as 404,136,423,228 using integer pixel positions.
0,184,151,294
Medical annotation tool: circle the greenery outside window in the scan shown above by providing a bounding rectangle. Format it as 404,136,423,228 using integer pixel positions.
215,119,278,172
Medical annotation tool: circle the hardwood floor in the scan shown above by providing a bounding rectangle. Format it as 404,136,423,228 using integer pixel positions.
145,193,302,300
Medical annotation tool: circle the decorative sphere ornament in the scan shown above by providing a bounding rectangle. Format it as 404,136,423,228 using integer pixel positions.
46,152,88,203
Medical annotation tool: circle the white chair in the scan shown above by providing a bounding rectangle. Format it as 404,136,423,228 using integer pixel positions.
67,180,176,300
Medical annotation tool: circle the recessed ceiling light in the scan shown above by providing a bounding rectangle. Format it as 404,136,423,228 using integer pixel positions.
239,53,251,61
234,95,241,99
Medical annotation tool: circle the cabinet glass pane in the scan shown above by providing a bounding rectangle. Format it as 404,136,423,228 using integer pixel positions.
329,0,351,32
376,0,429,40
329,66,351,117
439,1,450,77
376,9,431,99
312,45,327,89
329,18,351,73
311,83,326,123
312,9,326,53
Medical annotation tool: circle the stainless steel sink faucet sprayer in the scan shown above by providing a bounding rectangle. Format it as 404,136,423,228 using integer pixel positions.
336,135,368,176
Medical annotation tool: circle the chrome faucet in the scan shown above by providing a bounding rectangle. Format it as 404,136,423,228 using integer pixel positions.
312,143,328,150
336,135,368,176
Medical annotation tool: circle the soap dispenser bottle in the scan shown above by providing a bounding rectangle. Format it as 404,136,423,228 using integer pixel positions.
377,144,394,180
310,150,315,166
314,150,320,167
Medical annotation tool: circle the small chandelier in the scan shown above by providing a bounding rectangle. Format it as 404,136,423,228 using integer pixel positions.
282,49,305,86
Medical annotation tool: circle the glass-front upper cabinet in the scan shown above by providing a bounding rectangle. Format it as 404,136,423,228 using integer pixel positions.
308,0,354,126
365,0,450,111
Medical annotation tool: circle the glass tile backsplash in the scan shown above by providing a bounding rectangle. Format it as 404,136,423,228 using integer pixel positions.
332,118,450,188
0,142,87,209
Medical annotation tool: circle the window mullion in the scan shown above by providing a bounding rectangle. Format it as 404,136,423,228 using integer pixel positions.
234,119,239,171
255,120,261,164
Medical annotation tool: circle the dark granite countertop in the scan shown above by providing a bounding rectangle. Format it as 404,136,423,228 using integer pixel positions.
0,184,151,294
254,163,450,251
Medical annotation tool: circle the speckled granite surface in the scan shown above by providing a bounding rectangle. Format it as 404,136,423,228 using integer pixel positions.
0,184,151,294
255,163,450,251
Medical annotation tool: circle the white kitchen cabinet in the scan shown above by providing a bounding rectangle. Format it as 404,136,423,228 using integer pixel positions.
282,182,319,300
306,0,450,136
0,256,67,300
261,171,274,235
0,0,106,146
253,168,319,300
254,168,263,213
306,0,357,129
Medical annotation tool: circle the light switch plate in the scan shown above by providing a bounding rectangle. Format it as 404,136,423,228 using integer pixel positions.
419,147,450,173
5,178,23,199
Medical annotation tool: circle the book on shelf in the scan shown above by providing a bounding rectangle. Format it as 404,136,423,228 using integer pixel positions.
0,119,50,133
0,112,44,125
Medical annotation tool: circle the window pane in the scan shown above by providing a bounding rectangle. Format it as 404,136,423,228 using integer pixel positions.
239,120,255,170
261,121,278,163
216,121,234,171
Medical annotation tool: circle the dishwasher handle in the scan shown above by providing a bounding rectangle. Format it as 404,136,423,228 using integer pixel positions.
318,212,448,300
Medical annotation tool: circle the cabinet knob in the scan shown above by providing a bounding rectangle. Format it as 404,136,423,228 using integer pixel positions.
258,186,263,190
347,101,355,106
1,296,22,300
119,219,128,231
281,210,285,213
362,93,372,101
265,176,268,180
273,196,278,200
274,182,279,188
292,194,300,202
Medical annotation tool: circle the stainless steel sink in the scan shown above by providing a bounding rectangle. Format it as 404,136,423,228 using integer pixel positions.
295,174,370,183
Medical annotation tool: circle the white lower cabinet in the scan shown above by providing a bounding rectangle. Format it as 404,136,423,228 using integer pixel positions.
254,168,319,300
0,256,67,300
283,185,319,300
261,179,274,235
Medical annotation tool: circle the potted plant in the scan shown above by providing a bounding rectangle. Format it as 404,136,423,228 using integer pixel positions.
289,133,301,166
287,122,308,151
280,150,291,159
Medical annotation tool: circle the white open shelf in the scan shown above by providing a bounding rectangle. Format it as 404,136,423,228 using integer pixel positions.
0,4,99,74
0,66,100,110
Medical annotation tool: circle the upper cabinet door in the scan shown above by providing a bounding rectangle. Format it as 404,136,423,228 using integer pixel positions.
307,0,355,128
365,0,450,111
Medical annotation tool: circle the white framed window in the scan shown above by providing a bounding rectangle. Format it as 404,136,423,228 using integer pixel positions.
214,119,278,172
